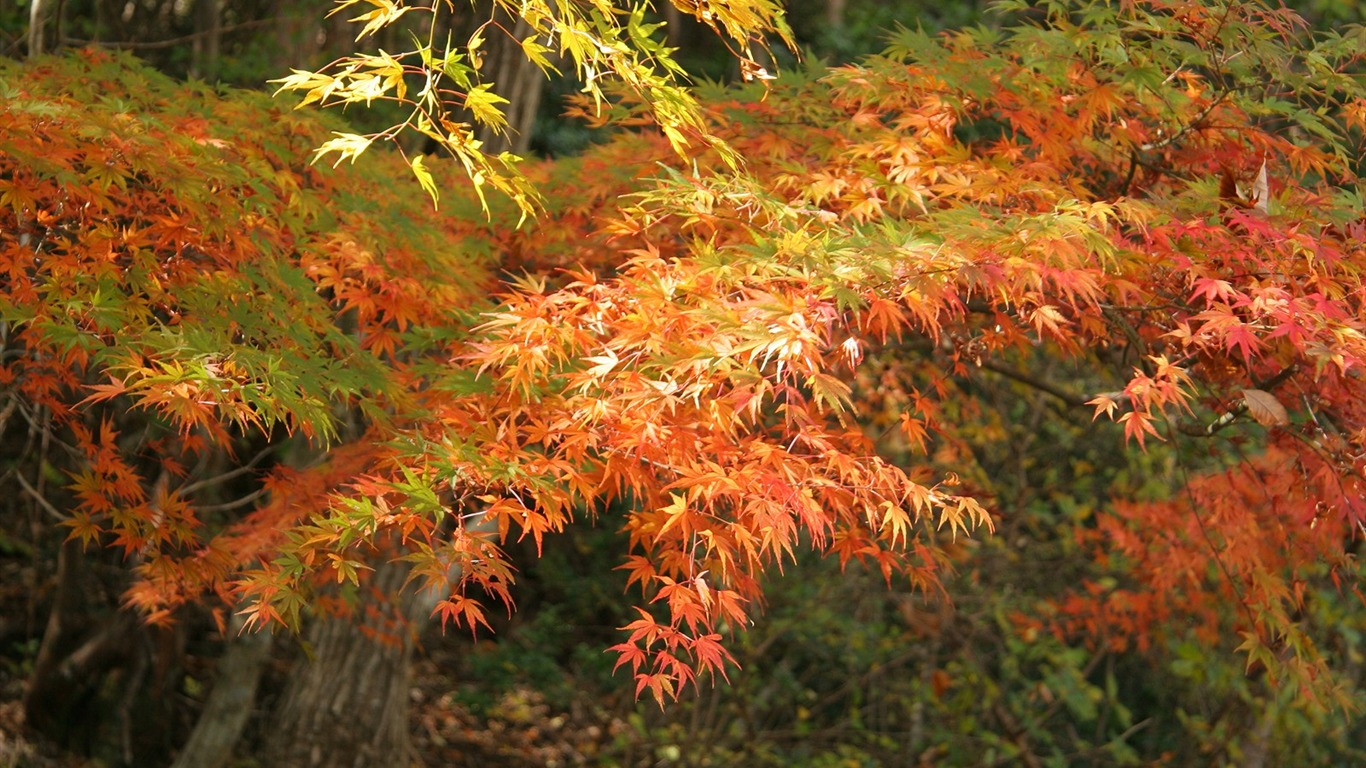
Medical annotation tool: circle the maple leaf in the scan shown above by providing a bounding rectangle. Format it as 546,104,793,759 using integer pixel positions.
1117,411,1163,449
1086,392,1122,422
584,348,620,378
13,0,1366,726
1222,322,1264,362
434,595,494,637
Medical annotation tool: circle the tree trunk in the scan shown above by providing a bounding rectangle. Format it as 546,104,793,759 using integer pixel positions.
474,10,547,155
262,558,422,768
28,0,56,57
23,538,91,740
24,608,144,755
826,0,847,29
1239,699,1278,768
191,0,222,81
171,613,274,768
664,2,683,48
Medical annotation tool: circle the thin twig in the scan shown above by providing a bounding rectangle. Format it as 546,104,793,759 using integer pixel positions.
15,471,67,522
1139,91,1232,153
195,487,270,514
1177,364,1299,437
64,18,279,51
176,444,276,497
976,360,1090,407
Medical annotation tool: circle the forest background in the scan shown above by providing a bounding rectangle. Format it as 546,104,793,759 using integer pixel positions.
1,0,1365,766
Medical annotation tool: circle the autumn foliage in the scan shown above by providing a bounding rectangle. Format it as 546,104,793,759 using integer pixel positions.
3,0,1366,729
418,0,1365,705
0,50,500,627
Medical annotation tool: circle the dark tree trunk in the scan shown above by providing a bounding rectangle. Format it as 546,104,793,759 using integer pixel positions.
262,558,422,768
474,9,547,155
826,0,847,29
19,459,188,763
23,538,94,740
24,606,148,757
664,2,683,48
191,0,222,80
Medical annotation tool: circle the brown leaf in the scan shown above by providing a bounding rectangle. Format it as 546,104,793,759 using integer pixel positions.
1248,159,1269,216
1219,166,1240,204
1220,161,1270,215
1241,388,1289,426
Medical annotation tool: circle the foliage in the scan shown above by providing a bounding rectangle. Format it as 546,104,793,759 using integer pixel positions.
271,0,796,218
4,1,1366,751
280,0,1366,709
0,48,498,633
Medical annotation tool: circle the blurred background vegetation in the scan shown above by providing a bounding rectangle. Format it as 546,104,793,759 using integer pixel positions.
3,1,1366,766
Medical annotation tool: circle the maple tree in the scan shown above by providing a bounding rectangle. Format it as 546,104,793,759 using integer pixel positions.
0,49,508,760
3,0,1366,762
264,0,1366,709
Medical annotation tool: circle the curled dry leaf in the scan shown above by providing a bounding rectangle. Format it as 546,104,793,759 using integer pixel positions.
1241,388,1289,427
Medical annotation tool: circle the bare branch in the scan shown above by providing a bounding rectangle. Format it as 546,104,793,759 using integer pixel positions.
977,360,1091,408
15,470,67,522
177,445,276,497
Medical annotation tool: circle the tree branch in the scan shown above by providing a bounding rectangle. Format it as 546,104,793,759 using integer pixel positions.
176,444,276,497
16,470,67,522
976,360,1092,408
64,18,279,51
1177,365,1300,437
